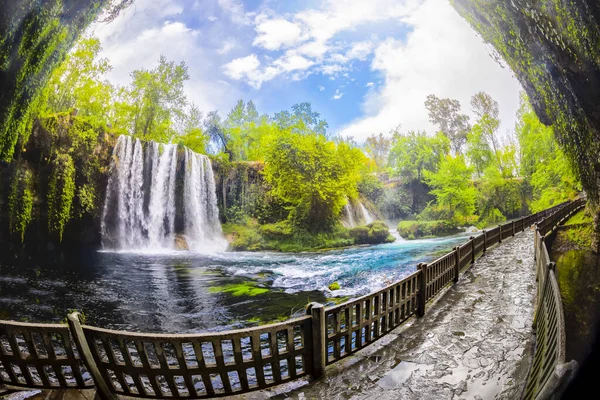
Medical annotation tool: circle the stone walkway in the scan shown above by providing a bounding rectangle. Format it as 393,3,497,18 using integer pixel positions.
7,230,537,400
259,229,537,400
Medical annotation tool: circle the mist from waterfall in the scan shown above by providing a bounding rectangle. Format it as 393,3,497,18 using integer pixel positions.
101,135,226,252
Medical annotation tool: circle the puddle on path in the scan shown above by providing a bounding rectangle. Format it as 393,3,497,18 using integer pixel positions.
376,360,432,389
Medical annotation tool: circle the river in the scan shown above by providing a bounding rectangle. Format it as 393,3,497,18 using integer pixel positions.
0,235,469,334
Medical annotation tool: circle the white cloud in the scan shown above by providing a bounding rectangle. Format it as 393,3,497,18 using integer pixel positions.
217,0,253,25
318,85,325,91
345,41,376,61
208,15,218,22
223,54,261,80
222,0,421,88
365,82,374,87
253,16,306,50
320,64,347,76
332,89,344,100
89,0,240,114
217,39,237,55
274,54,314,72
222,54,284,89
295,40,329,59
339,0,522,141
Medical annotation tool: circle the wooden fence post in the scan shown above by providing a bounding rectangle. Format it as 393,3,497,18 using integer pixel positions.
67,312,115,400
499,224,502,243
306,303,326,379
482,230,487,254
417,263,427,317
512,221,516,236
453,247,460,283
470,236,476,264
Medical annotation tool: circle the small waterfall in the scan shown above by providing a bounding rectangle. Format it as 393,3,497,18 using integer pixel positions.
343,202,356,228
101,135,225,252
359,202,374,225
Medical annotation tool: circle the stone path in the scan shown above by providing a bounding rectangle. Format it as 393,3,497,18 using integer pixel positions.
260,229,537,400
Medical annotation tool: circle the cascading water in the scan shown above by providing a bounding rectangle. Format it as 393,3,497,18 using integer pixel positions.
101,135,226,252
359,202,374,225
343,202,356,228
183,148,225,252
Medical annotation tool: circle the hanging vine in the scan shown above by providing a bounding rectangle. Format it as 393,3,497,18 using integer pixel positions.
8,162,35,242
0,0,131,162
47,153,75,241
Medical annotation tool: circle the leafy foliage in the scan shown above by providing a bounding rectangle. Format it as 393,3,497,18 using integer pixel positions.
389,130,450,181
0,0,128,161
424,155,477,224
47,154,76,241
264,132,364,232
8,162,34,242
424,94,471,154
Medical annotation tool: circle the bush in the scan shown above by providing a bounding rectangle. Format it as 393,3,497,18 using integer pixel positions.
259,220,293,239
350,221,395,244
397,220,460,240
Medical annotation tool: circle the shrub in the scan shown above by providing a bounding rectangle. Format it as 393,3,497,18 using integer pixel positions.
350,221,395,244
398,220,460,239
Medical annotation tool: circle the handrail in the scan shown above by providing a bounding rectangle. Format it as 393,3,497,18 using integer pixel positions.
0,199,579,398
523,198,586,400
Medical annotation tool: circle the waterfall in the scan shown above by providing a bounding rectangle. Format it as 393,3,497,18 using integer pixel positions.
183,148,225,252
343,202,356,228
359,202,374,225
101,135,225,252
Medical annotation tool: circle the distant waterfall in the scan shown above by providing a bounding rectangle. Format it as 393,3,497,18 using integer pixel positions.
101,135,225,252
359,202,374,225
343,203,356,228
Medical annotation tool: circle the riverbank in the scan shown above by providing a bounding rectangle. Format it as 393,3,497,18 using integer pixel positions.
222,220,395,252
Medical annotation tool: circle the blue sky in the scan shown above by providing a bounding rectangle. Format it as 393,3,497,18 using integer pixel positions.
90,0,523,141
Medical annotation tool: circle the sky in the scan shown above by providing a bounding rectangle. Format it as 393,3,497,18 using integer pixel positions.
89,0,523,142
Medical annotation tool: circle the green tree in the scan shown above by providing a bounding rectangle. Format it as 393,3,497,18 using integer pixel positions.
516,94,579,211
0,0,130,161
423,155,477,223
263,132,364,232
42,37,113,121
364,132,391,173
424,94,471,154
476,165,521,227
273,102,328,136
466,123,493,177
389,130,450,181
126,55,189,140
177,104,209,154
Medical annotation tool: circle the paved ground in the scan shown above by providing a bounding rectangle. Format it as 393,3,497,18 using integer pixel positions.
5,230,537,400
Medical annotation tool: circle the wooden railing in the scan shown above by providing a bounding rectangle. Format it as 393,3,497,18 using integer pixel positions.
0,199,578,399
523,198,586,400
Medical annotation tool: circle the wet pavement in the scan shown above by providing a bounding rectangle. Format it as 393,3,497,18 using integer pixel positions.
259,229,537,400
8,230,536,400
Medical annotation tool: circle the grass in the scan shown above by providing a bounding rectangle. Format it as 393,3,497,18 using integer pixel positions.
563,209,592,226
555,209,594,251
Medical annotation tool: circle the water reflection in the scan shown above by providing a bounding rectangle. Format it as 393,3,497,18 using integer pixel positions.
553,249,600,362
0,235,468,333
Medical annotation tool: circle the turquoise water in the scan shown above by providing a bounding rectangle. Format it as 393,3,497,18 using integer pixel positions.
0,235,468,333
